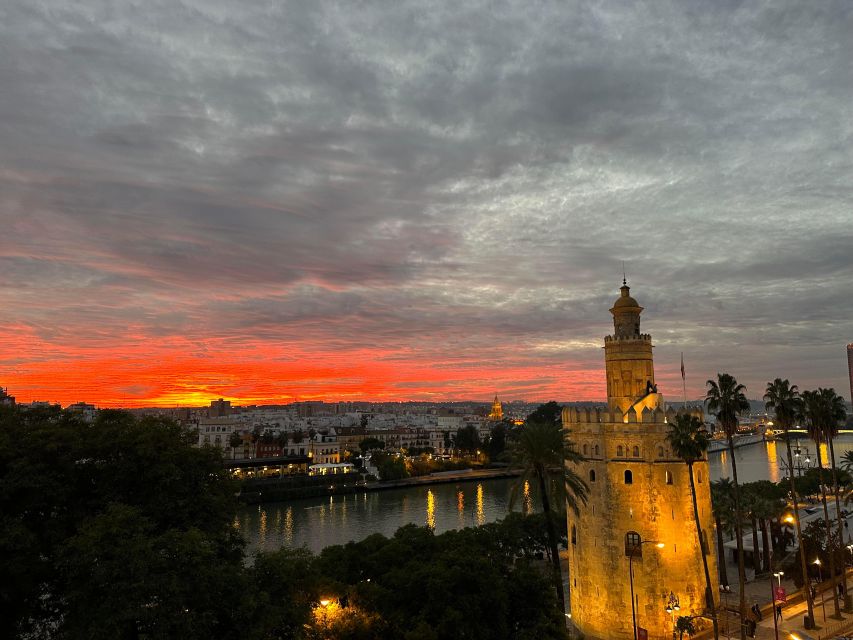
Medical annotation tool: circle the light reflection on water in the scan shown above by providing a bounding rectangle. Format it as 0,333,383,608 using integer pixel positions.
708,434,853,484
237,477,532,555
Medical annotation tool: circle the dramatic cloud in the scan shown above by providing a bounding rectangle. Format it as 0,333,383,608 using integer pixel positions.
1,0,852,406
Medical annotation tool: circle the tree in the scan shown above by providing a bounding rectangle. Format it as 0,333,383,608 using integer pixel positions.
358,437,385,455
0,406,247,639
711,478,734,588
706,373,750,639
228,430,243,460
802,388,847,615
509,419,588,613
764,378,815,624
675,616,697,640
455,425,481,456
816,388,848,608
488,422,507,459
251,425,263,459
526,401,563,425
667,413,719,640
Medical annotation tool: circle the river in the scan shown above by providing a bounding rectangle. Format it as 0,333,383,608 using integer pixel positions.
236,434,853,555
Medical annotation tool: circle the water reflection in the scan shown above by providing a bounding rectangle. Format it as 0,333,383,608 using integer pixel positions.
283,506,293,544
239,477,529,555
765,441,779,483
426,490,436,530
523,480,532,515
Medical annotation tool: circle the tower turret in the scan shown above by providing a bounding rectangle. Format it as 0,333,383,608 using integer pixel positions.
604,282,657,414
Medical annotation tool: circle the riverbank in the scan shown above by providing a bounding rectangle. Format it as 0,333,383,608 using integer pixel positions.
238,467,523,503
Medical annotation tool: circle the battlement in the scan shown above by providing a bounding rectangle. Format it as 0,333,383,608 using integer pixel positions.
603,333,652,343
562,404,704,425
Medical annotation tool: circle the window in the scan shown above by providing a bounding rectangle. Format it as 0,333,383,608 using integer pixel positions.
658,446,664,458
625,531,641,556
665,470,673,485
617,445,623,457
571,525,577,545
583,444,588,455
624,469,633,484
589,469,596,482
633,446,640,457
594,445,600,456
697,470,703,483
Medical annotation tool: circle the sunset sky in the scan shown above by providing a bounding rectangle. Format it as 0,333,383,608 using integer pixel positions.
2,1,852,407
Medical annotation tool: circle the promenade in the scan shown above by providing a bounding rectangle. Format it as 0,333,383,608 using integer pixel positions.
715,573,853,640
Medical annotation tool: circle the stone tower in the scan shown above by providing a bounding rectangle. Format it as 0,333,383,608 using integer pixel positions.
564,283,717,640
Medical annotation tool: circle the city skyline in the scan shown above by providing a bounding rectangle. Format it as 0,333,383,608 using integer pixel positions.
2,1,853,407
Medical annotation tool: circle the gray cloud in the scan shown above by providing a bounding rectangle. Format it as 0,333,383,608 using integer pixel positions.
1,0,852,402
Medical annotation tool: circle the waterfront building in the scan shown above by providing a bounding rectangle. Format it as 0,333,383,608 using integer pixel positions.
308,430,341,464
565,282,716,640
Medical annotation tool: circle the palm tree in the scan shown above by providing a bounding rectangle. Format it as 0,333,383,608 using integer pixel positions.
802,389,841,617
706,373,750,640
509,419,589,613
228,430,243,460
667,413,719,640
711,478,734,588
764,378,815,625
840,450,853,474
817,388,849,609
741,488,763,574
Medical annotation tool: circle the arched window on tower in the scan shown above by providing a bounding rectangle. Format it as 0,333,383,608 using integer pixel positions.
625,531,641,556
571,525,577,545
658,446,664,458
594,445,600,456
697,470,703,483
624,469,633,484
632,445,640,457
589,469,596,482
617,445,623,457
665,470,673,485
583,444,588,455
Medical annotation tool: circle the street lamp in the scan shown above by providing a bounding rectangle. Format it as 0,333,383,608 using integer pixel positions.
769,568,784,640
629,540,665,640
719,584,732,640
814,559,827,622
666,592,681,640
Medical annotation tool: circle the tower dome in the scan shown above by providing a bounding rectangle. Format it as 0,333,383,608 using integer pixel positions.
609,281,643,339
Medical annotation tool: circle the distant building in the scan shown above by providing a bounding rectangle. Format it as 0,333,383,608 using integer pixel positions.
0,386,14,406
488,395,503,421
848,343,853,404
66,402,97,422
209,398,232,417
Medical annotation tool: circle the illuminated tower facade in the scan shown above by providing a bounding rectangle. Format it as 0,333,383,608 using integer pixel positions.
564,283,717,640
488,395,503,421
